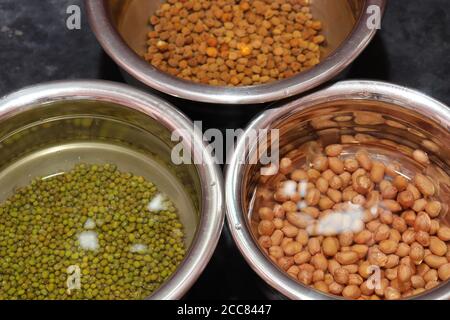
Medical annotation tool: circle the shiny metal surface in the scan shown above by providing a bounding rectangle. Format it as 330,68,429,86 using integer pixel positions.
86,0,385,104
225,80,450,300
0,80,224,300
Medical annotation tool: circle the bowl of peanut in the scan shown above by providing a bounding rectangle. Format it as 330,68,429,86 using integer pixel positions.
225,80,450,300
86,0,385,104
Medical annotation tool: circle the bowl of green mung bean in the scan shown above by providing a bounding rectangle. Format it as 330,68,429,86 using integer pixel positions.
0,80,224,300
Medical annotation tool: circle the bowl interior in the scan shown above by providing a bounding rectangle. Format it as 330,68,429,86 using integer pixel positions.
107,0,363,70
241,97,450,299
0,99,201,248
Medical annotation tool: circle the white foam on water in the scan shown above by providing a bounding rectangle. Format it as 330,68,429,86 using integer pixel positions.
370,205,379,216
147,194,166,212
78,231,99,251
313,203,365,236
298,180,308,198
130,243,148,253
297,201,307,210
281,180,297,197
84,218,96,230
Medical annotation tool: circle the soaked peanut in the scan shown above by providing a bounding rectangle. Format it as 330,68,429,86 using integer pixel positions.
253,142,450,300
342,285,361,299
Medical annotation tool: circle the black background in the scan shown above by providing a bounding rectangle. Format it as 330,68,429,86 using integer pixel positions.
0,0,449,300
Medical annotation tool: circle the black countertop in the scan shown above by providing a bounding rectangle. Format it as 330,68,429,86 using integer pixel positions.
0,0,449,300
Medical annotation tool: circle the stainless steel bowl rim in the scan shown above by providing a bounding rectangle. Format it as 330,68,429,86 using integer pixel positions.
0,80,225,300
86,0,386,104
225,80,450,300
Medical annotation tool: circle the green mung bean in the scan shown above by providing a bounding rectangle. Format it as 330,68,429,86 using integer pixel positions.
0,163,186,300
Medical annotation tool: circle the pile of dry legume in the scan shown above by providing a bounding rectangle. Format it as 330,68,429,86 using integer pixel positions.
145,0,325,86
0,163,186,300
254,145,450,300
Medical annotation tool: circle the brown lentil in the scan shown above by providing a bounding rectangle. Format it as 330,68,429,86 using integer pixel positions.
146,0,326,86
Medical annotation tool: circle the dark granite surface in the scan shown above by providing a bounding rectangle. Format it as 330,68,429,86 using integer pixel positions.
0,0,449,300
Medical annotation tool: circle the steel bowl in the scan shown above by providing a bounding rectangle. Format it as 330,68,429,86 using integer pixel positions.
86,0,386,104
0,80,224,300
225,80,450,300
